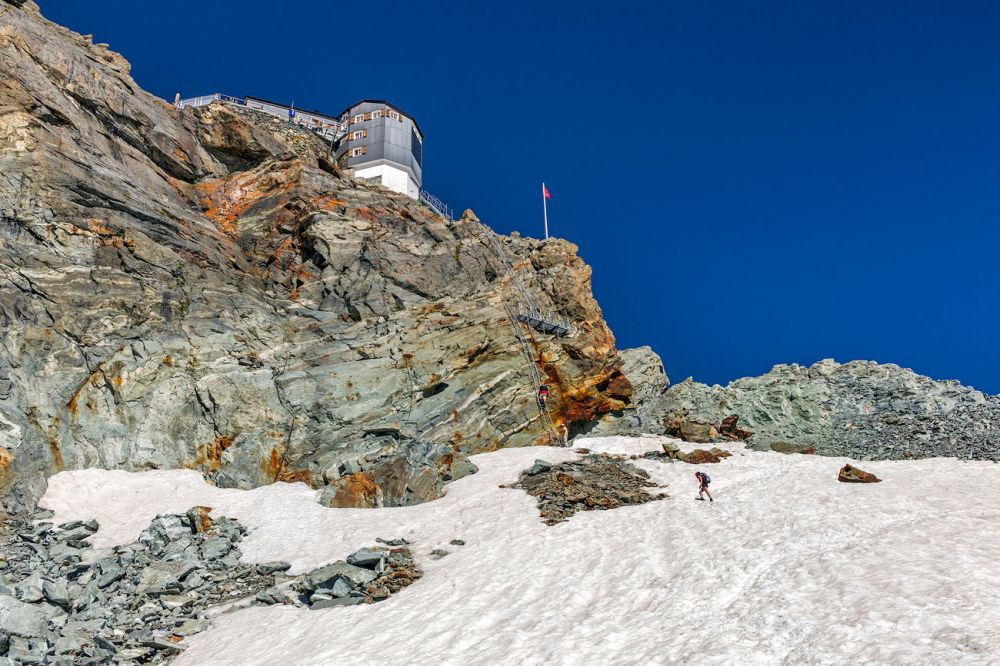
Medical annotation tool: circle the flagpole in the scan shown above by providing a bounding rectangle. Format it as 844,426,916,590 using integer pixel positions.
542,182,549,239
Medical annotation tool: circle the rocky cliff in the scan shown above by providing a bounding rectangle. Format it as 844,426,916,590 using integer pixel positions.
0,1,633,513
612,354,1000,461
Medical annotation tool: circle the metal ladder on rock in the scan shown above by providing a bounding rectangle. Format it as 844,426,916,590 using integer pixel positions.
417,195,568,444
503,303,561,443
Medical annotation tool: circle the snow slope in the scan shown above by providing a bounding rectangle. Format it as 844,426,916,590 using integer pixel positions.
40,436,1000,665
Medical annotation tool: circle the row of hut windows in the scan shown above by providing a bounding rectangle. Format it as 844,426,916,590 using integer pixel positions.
350,109,403,124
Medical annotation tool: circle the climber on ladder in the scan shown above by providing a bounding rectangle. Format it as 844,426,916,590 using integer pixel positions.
537,385,550,407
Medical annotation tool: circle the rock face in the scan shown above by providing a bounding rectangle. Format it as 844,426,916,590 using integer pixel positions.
586,346,668,436
616,352,1000,461
0,2,631,511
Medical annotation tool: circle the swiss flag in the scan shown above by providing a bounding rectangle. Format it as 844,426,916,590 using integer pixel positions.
543,184,552,199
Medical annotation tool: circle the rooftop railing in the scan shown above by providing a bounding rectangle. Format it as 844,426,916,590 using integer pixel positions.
176,93,346,142
177,93,246,109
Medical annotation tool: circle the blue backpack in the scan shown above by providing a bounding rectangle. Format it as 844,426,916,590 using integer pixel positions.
701,473,711,485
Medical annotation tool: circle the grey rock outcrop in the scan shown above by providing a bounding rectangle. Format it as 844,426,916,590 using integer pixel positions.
586,346,669,436
0,2,633,511
619,355,1000,461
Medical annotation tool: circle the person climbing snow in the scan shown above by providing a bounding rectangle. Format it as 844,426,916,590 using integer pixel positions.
538,385,550,406
695,471,713,502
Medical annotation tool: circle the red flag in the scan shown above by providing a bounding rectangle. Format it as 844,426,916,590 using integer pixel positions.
543,184,552,199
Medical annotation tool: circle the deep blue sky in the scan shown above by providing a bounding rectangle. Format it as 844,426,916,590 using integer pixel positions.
40,1,1000,392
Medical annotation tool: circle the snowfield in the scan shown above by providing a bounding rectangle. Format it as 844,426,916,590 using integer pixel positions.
40,436,1000,665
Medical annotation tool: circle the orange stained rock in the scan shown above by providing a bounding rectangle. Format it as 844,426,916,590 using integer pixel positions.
354,206,379,223
311,194,347,210
0,448,13,493
259,442,315,486
188,505,214,533
48,435,64,471
325,472,383,508
85,218,115,236
195,165,299,237
194,436,233,472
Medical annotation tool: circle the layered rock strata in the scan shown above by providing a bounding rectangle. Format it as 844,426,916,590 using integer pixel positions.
0,1,631,511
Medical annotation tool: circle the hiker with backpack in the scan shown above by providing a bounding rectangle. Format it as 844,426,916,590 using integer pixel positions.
538,385,550,406
695,471,713,502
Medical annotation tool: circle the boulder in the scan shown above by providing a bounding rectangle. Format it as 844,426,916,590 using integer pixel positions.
681,449,723,464
311,596,364,609
0,595,52,638
771,441,816,455
838,464,881,483
200,535,231,560
301,562,377,595
661,441,682,459
254,587,288,605
665,418,718,444
41,579,70,609
256,561,291,575
139,515,194,554
13,573,44,602
185,506,214,533
136,559,201,594
718,415,752,441
346,547,389,570
524,460,553,476
159,594,196,610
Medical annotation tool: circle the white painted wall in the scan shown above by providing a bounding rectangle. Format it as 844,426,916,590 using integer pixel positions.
354,164,419,199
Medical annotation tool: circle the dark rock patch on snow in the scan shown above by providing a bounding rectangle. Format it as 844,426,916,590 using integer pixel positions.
296,545,421,609
511,455,666,525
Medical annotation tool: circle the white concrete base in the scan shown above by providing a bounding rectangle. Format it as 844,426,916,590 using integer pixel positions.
354,164,419,199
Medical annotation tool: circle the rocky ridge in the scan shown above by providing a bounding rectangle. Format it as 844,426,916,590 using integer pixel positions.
607,354,1000,461
0,0,632,513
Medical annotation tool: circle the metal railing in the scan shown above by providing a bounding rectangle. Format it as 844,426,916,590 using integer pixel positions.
473,222,575,338
177,93,246,109
176,93,346,143
516,305,575,338
419,189,454,221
